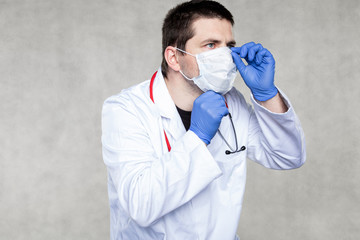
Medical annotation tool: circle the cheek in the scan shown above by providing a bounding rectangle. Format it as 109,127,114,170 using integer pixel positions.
181,56,199,77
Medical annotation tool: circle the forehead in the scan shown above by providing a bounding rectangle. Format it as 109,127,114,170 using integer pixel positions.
190,17,234,43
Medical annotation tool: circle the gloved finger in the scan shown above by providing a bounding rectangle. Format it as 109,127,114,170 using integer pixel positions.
203,90,216,97
248,43,263,62
219,105,229,117
211,102,229,115
201,91,224,106
239,42,255,58
230,46,241,53
231,51,246,74
205,98,228,118
216,95,228,108
200,90,218,101
194,92,211,107
255,48,267,65
207,91,227,105
262,48,275,64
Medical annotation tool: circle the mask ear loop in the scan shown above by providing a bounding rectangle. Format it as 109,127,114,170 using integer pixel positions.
175,47,198,81
174,47,196,57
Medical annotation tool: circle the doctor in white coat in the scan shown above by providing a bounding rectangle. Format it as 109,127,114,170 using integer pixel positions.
102,1,306,239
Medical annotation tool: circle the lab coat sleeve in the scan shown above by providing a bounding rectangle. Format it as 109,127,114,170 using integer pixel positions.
102,94,222,227
246,89,306,169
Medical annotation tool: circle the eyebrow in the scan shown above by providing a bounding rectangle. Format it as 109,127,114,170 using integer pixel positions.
200,38,237,47
227,40,236,47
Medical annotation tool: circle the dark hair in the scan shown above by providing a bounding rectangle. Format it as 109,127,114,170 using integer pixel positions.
161,0,234,78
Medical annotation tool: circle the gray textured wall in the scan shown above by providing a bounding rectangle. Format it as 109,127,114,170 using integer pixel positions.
0,0,359,239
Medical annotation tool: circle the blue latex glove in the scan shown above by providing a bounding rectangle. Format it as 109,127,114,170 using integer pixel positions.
231,42,278,101
190,91,229,145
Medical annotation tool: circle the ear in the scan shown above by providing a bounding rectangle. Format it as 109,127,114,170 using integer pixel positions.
164,46,181,72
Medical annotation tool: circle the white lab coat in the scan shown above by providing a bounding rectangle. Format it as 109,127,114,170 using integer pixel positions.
102,67,306,240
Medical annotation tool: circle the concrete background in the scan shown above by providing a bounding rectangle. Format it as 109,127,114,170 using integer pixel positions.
0,0,359,239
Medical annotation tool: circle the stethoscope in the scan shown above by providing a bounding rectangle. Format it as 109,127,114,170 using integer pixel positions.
150,71,246,155
217,112,246,155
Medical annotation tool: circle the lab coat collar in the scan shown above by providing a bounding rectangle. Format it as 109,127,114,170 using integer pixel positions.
151,67,186,141
152,67,178,119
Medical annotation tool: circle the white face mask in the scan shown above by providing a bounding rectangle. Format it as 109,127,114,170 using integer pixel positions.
176,47,237,95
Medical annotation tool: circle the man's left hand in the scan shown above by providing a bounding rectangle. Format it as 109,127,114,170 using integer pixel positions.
231,42,278,101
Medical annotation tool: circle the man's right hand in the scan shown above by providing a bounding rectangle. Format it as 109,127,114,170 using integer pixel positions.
189,91,229,145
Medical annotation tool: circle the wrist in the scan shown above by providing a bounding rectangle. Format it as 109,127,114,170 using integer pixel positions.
255,92,288,113
189,128,211,145
252,86,278,102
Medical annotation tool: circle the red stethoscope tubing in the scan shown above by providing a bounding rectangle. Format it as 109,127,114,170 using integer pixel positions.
150,71,172,152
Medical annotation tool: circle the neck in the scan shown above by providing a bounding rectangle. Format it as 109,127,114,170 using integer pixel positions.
164,70,202,111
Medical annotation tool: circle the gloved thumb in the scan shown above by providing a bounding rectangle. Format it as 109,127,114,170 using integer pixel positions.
231,51,246,75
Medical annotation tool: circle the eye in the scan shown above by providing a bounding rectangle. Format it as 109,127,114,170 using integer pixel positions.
206,43,215,49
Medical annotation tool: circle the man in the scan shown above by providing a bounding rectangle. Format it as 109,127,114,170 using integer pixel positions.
102,0,306,239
